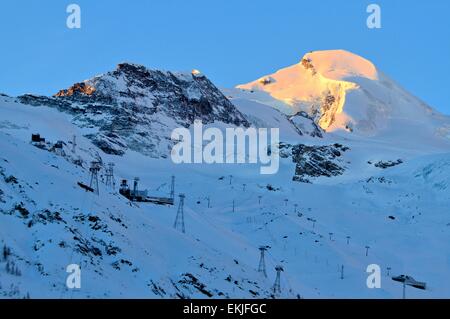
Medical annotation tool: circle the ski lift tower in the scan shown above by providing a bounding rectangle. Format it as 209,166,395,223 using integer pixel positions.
89,161,102,195
174,194,186,233
273,265,284,294
105,162,115,190
258,246,268,278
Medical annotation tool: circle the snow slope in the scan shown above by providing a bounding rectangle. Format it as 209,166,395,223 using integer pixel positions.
0,98,283,299
1,53,450,299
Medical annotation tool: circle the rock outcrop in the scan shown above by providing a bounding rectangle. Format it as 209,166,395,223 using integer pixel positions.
280,142,350,183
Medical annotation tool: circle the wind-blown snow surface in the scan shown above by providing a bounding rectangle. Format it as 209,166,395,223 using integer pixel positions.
1,50,450,299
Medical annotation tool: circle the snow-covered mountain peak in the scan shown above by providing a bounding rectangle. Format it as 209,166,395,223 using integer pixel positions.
55,62,207,100
22,62,249,157
301,50,378,81
236,50,377,106
235,50,450,139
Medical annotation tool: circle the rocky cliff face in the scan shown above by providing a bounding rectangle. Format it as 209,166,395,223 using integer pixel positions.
19,63,249,157
279,142,350,183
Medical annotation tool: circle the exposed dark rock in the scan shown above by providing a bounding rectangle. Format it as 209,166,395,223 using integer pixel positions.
370,159,403,169
148,280,167,297
74,236,102,257
178,273,214,297
55,82,96,97
13,203,29,218
27,209,65,227
4,175,18,184
265,184,280,191
365,176,393,184
112,259,132,270
280,143,349,183
259,77,275,85
301,58,316,75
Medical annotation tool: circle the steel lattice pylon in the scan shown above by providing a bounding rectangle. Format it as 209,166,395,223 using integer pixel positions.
273,265,284,294
105,162,115,190
174,194,186,233
258,246,268,278
89,161,101,195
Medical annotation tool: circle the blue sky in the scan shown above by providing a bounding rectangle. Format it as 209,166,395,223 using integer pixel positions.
0,0,449,114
